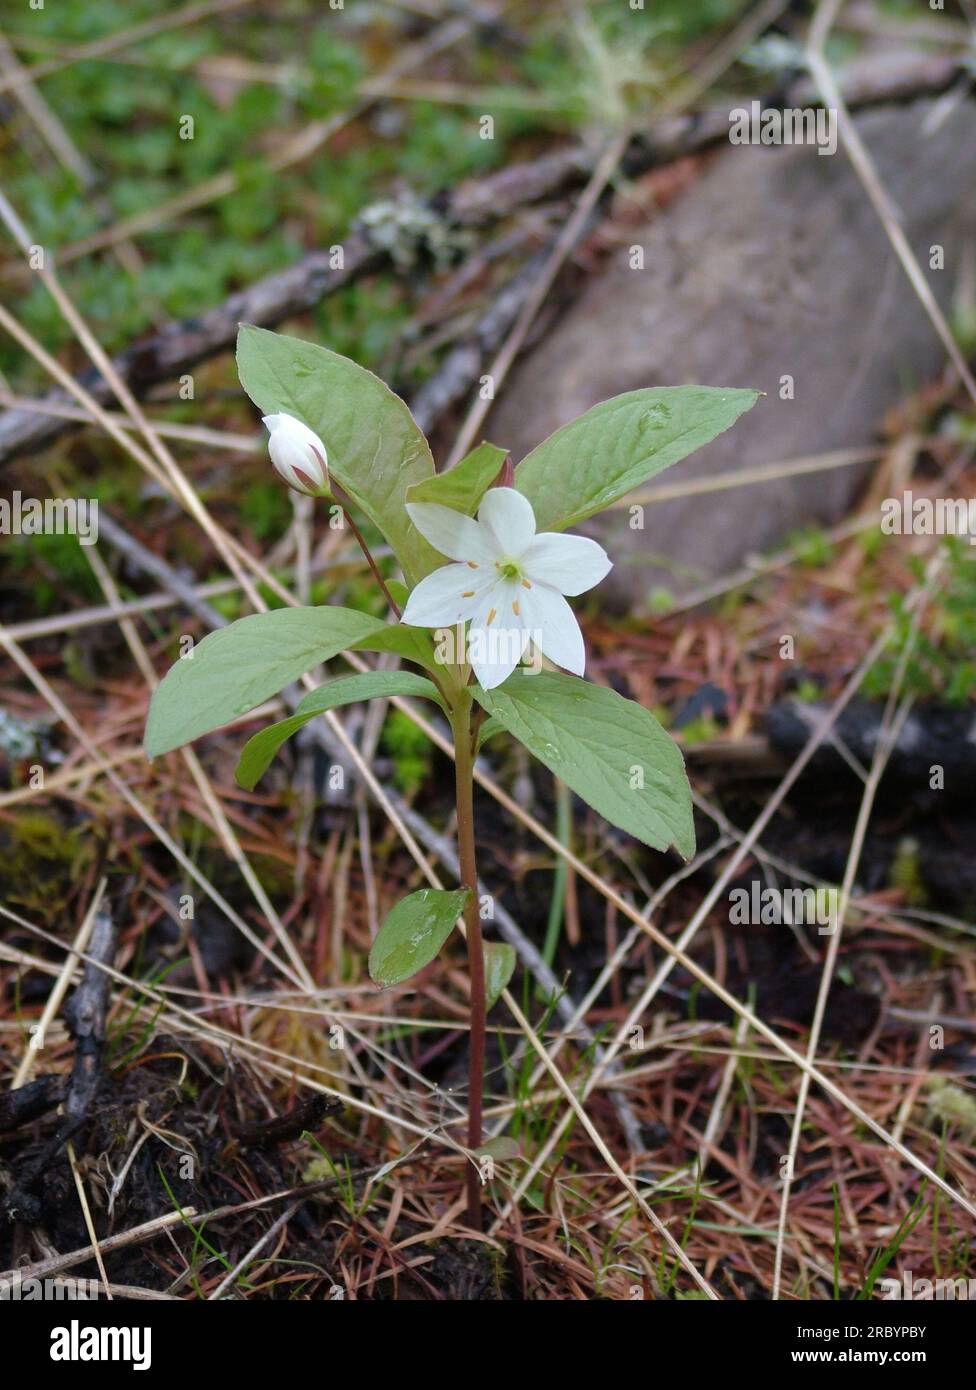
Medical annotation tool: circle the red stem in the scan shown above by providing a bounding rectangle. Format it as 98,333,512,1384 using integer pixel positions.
452,692,485,1230
340,505,401,618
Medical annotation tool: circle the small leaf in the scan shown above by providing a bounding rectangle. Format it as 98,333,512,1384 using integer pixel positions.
145,606,387,757
353,616,439,674
368,887,470,988
475,1136,520,1162
484,940,516,1010
405,442,508,519
474,671,695,859
515,386,759,533
363,580,444,673
476,715,506,751
237,325,440,585
236,672,445,790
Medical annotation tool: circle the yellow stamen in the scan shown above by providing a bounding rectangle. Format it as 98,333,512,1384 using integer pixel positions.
467,561,478,569
522,578,532,589
462,590,475,598
512,599,520,616
486,607,496,626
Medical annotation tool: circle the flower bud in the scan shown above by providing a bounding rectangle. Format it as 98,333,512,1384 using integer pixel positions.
262,413,330,497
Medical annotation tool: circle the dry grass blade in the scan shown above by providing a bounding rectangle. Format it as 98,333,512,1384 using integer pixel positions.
807,0,976,404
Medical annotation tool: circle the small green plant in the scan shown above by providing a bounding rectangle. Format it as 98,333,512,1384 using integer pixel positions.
786,523,835,569
865,538,976,704
144,324,756,1228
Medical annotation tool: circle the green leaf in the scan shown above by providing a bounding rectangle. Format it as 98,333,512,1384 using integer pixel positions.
235,672,445,790
474,671,695,859
374,579,446,671
515,387,759,533
484,940,516,1010
476,715,506,751
352,617,438,674
237,325,440,584
145,606,387,757
385,579,409,609
405,442,507,519
368,887,470,988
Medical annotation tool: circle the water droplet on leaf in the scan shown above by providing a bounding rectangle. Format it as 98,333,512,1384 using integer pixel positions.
640,403,672,430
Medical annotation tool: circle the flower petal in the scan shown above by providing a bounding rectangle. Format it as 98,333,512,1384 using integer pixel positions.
262,412,327,457
467,578,530,689
401,564,494,628
477,488,537,557
521,583,586,676
267,438,321,495
406,502,498,565
263,413,329,495
521,532,612,596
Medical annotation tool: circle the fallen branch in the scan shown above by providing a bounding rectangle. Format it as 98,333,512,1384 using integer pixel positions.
0,49,964,464
410,246,552,436
0,1075,65,1133
1,905,119,1223
62,906,120,1130
232,1094,341,1149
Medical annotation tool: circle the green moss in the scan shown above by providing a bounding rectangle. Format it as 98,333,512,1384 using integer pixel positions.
676,714,720,746
927,1080,976,1141
787,525,836,569
0,811,91,911
381,708,433,794
6,532,101,615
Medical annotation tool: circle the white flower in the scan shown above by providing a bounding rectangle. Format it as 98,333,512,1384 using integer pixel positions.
263,413,330,497
401,487,611,690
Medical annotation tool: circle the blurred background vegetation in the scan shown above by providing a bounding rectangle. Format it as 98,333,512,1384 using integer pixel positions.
0,0,758,376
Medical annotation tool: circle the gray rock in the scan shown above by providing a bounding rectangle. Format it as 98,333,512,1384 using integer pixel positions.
489,99,976,605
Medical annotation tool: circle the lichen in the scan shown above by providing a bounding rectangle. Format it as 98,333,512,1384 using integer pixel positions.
357,194,470,272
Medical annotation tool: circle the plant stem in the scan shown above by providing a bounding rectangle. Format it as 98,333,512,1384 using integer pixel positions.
537,776,570,1002
340,504,401,618
451,688,486,1231
328,497,482,1216
332,493,457,709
